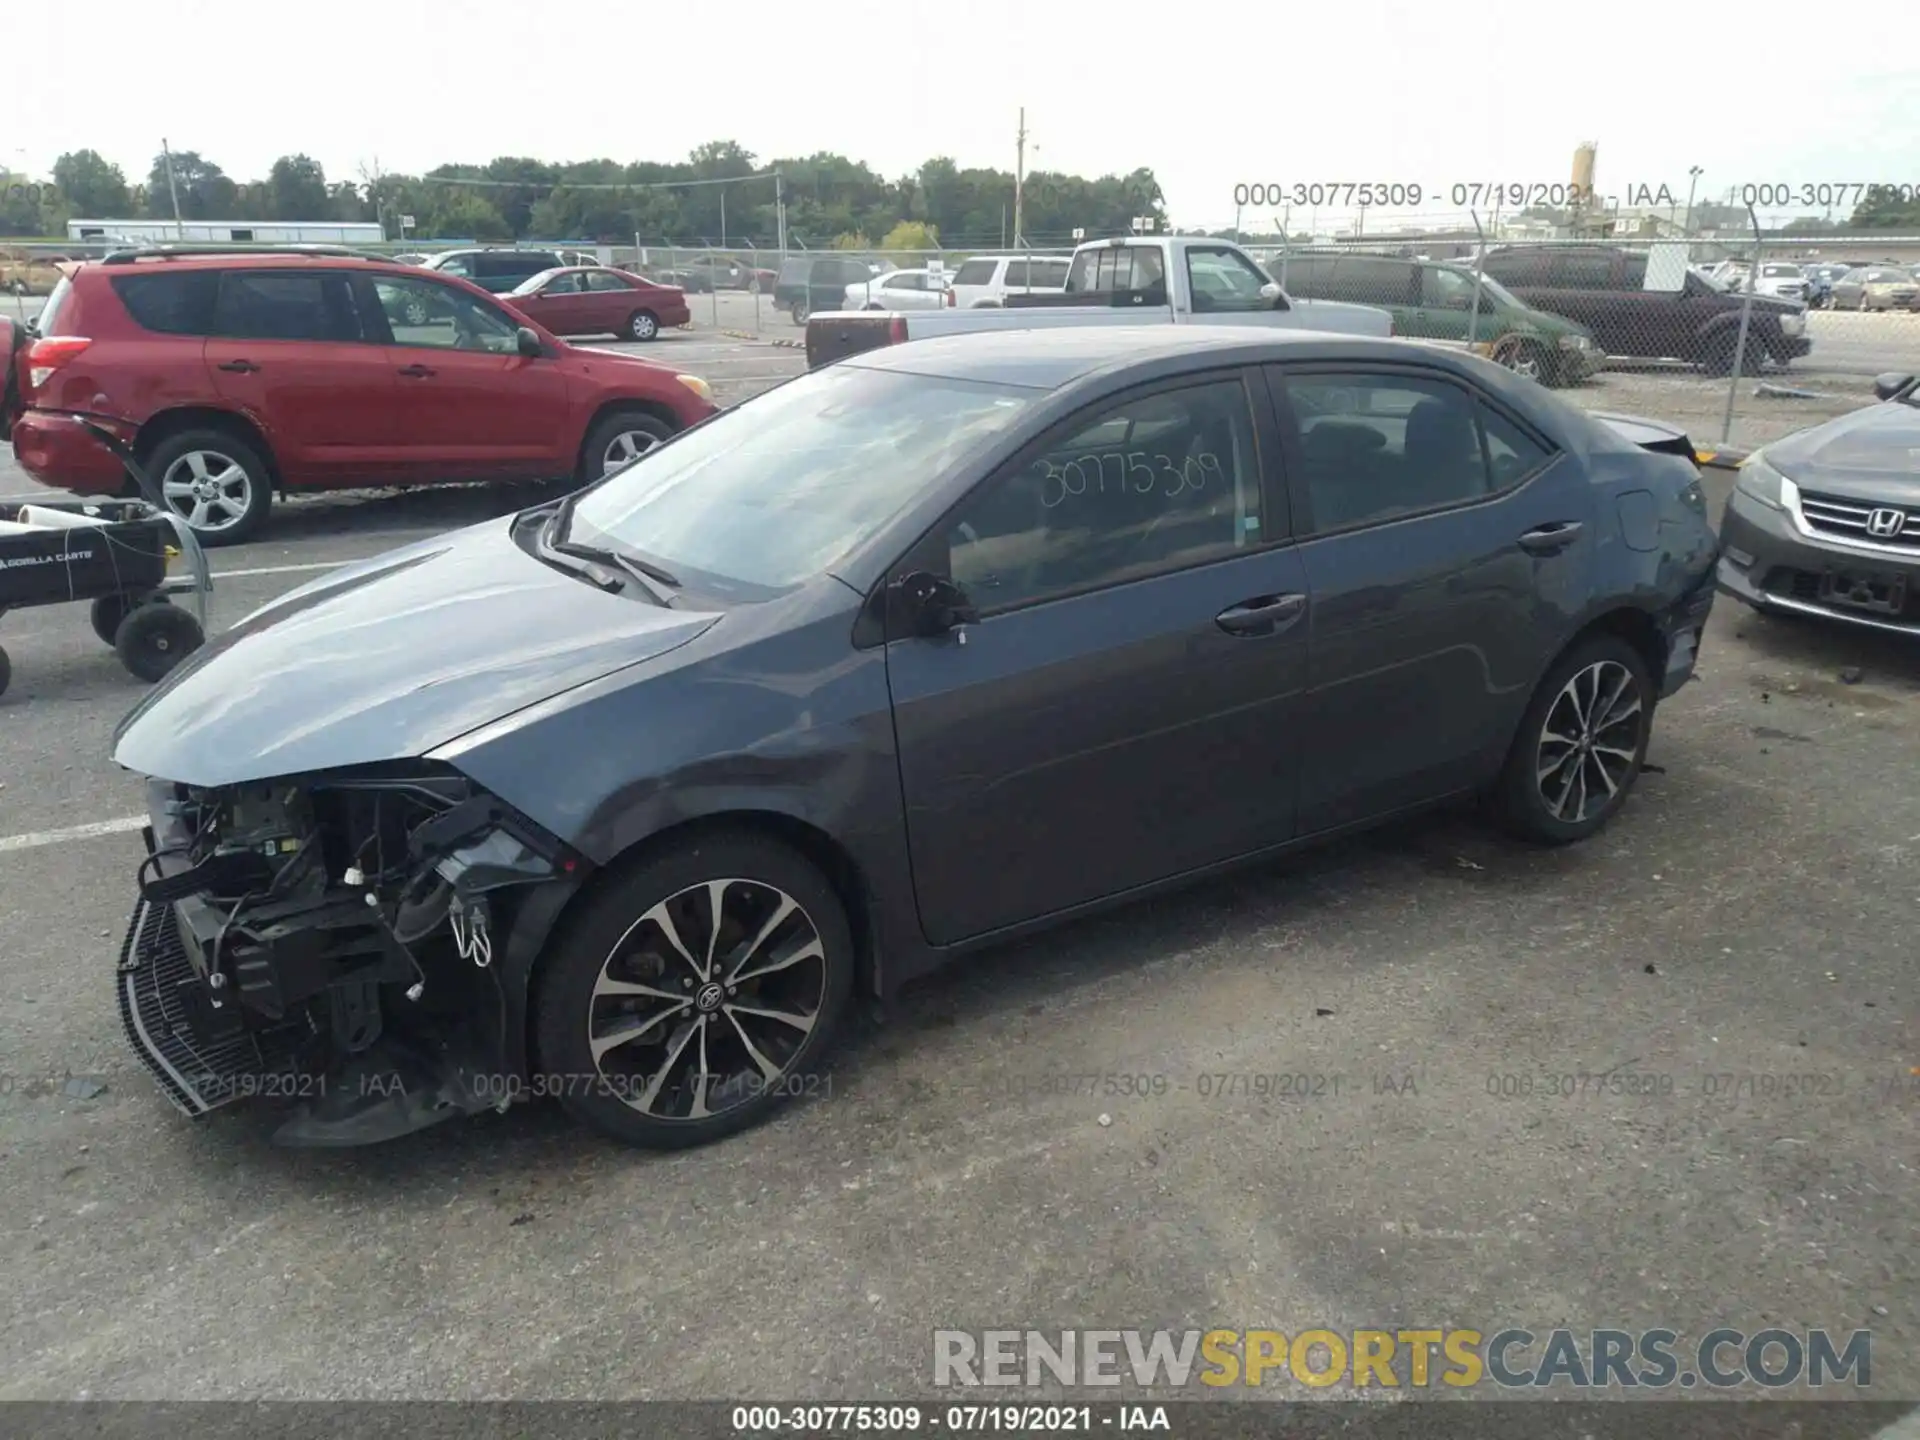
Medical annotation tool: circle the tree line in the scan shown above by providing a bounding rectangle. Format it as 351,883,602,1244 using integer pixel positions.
6,144,1169,249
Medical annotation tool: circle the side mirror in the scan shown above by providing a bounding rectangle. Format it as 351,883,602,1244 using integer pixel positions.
1872,371,1914,402
892,569,978,637
1259,281,1283,307
515,326,544,358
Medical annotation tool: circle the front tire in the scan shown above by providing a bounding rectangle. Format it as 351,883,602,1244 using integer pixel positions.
145,428,274,545
1491,635,1654,845
532,831,855,1149
789,300,810,324
580,409,675,481
1493,337,1552,385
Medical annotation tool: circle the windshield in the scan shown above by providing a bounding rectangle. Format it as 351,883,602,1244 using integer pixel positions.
565,365,1036,596
1761,264,1802,277
509,269,565,296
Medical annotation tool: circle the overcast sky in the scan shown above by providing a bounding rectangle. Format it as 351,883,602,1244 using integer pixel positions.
14,0,1920,233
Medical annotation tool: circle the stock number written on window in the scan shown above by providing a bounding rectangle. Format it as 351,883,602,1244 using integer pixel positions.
1036,452,1226,509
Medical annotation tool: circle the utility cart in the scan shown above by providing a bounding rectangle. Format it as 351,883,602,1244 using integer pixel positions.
0,427,211,699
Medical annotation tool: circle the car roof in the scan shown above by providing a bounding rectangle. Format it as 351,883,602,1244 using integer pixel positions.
844,325,1480,392
81,253,417,274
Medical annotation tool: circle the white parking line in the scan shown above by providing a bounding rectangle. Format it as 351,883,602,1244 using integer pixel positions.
0,815,147,853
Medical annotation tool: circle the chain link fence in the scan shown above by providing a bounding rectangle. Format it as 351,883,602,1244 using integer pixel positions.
1252,234,1920,452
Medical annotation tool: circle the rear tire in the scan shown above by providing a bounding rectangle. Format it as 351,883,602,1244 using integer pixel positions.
532,830,855,1150
627,309,660,342
144,428,274,546
1491,634,1654,845
114,602,204,683
90,592,161,646
0,643,11,699
790,300,809,324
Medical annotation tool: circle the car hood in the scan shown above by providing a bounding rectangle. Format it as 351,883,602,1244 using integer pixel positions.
1768,402,1920,504
112,516,720,788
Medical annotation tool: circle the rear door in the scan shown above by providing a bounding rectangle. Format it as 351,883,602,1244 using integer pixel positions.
1269,363,1591,833
204,268,401,485
885,370,1311,943
355,273,574,481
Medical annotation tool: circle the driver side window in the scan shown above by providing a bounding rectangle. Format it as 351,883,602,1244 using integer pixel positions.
944,377,1265,614
371,277,522,352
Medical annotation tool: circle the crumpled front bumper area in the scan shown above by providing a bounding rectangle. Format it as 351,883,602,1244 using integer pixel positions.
116,897,300,1117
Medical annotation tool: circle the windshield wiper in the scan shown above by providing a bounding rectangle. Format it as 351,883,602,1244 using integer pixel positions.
541,493,680,604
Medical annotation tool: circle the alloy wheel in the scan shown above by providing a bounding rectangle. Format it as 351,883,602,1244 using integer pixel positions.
587,877,828,1122
1535,659,1645,824
601,429,661,473
160,450,254,534
630,311,658,340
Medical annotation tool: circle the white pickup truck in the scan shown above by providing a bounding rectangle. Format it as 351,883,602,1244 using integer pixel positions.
804,235,1394,369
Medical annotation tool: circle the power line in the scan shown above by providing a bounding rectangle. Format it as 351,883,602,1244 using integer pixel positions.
418,171,780,194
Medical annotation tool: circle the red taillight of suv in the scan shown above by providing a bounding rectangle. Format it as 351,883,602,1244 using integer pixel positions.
25,336,91,392
945,287,956,307
889,316,908,344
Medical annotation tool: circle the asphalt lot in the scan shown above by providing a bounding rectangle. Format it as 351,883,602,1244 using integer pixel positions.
0,317,1916,1413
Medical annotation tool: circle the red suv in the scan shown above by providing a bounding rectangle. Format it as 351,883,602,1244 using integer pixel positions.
6,247,718,544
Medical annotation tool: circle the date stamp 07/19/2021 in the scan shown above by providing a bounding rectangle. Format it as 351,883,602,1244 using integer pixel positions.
1228,179,1920,210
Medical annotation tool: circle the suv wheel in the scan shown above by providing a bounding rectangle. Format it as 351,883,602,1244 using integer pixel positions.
1494,337,1551,384
582,410,675,480
146,429,274,546
789,300,810,325
532,831,855,1149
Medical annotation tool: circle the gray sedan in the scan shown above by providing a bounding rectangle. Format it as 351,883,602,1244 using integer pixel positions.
109,327,1719,1152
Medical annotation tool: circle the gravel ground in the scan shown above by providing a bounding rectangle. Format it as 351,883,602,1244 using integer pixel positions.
0,312,1913,1426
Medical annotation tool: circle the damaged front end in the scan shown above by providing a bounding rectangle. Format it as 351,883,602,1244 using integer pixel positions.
119,764,588,1146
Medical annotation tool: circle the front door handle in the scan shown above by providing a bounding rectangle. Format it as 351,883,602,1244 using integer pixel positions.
216,359,259,374
1215,592,1307,637
1517,521,1585,555
397,363,437,378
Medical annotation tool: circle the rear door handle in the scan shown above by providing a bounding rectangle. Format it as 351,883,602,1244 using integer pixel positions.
216,359,258,374
1517,521,1585,555
397,363,436,378
1215,592,1307,637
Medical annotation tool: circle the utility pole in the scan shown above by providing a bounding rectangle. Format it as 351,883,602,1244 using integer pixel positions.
774,171,787,258
719,188,727,249
161,137,185,239
1012,107,1027,248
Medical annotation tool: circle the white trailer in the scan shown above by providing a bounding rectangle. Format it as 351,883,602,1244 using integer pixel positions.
67,219,385,246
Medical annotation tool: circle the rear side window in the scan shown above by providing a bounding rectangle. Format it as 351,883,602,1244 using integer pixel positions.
476,252,558,279
952,259,998,286
1003,261,1030,287
110,272,219,335
1280,371,1554,532
433,254,474,276
1480,250,1550,287
1030,259,1070,287
1547,253,1617,288
37,273,80,335
211,272,364,342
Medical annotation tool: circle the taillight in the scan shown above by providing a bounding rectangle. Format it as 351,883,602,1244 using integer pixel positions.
945,287,956,307
26,336,91,390
888,316,908,344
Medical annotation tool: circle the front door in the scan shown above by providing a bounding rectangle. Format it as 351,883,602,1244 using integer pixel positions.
1269,364,1594,833
513,270,588,333
886,372,1311,945
203,269,400,486
357,274,574,482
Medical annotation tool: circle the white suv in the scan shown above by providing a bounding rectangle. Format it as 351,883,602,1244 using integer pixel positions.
945,254,1072,308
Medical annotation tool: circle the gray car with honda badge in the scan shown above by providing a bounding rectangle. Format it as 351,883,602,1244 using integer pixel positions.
108,326,1716,1152
1717,371,1920,634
